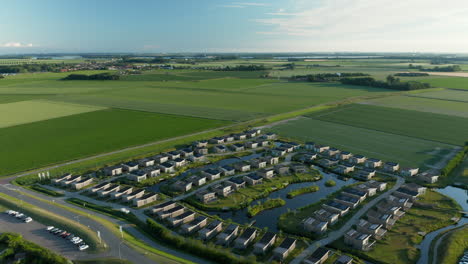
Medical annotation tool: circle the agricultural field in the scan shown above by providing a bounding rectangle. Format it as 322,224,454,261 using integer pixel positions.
409,89,468,102
268,117,455,169
0,109,229,175
307,104,468,146
398,76,468,90
361,95,468,118
0,100,105,128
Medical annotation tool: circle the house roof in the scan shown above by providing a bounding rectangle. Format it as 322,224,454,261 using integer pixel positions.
279,237,296,249
154,201,175,210
325,201,350,211
396,188,418,196
336,194,359,203
229,177,245,184
175,210,195,219
125,161,139,167
343,188,367,197
239,228,256,239
132,170,147,176
336,255,353,264
221,165,234,171
309,247,330,260
223,224,238,233
94,182,109,188
174,158,185,162
258,232,276,244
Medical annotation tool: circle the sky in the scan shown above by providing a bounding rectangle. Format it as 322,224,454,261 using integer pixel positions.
1,0,468,54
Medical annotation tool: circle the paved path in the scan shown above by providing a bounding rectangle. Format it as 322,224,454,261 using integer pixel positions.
290,175,405,264
431,224,467,264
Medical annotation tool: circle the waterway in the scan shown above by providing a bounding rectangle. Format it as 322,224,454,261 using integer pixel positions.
207,167,356,232
416,186,468,264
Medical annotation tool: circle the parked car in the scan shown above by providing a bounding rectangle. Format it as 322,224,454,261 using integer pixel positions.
78,244,89,251
54,229,63,235
46,226,54,231
24,217,33,223
50,228,59,233
73,238,83,244
15,213,25,219
61,232,70,238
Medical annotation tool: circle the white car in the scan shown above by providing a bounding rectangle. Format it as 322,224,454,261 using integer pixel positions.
8,210,18,216
70,236,80,242
73,239,83,244
15,213,25,219
78,244,89,251
24,217,33,223
46,226,54,231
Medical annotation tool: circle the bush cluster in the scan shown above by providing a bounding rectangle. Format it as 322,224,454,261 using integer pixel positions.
62,73,120,80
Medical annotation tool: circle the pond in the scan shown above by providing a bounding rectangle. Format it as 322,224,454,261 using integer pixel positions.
207,167,356,232
416,186,468,264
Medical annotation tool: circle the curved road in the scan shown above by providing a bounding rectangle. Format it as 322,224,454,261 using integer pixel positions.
290,175,405,264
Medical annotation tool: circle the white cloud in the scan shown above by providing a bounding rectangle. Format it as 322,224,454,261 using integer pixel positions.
252,0,468,52
1,42,33,48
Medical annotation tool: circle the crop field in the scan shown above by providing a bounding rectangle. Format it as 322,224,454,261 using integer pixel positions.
268,117,455,168
398,76,468,90
0,94,51,104
0,100,106,128
409,89,468,102
307,104,468,146
0,109,229,175
361,95,468,118
121,70,268,81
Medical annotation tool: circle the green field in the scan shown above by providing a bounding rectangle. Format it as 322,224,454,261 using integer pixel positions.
308,104,468,145
362,95,468,118
268,117,455,168
401,76,468,90
0,100,105,128
0,109,229,175
410,89,468,102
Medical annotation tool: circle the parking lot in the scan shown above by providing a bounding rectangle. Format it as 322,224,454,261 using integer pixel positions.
0,213,89,259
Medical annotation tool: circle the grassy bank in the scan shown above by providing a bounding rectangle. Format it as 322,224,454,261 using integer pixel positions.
247,198,286,217
0,192,103,252
435,225,468,264
286,185,319,198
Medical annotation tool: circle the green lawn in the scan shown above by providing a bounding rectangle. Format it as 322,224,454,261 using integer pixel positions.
435,225,468,264
269,117,454,168
308,104,468,146
410,89,468,103
361,95,468,118
0,109,229,175
0,100,105,128
404,76,468,90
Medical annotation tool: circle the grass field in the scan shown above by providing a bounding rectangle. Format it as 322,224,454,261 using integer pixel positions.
400,76,468,90
409,89,468,103
268,117,455,168
0,100,106,128
361,95,468,118
435,225,468,264
308,104,468,146
0,109,229,175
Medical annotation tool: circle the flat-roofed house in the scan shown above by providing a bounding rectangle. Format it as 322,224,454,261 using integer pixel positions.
256,139,269,147
334,194,360,209
72,177,93,190
366,180,387,192
263,132,276,140
234,133,247,141
151,201,177,214
123,161,139,172
337,151,353,161
366,210,396,229
196,190,216,203
212,183,233,197
189,153,206,163
335,255,353,264
350,155,367,165
143,167,161,177
322,201,350,216
173,180,192,192
167,151,181,160
139,158,155,167
298,153,318,163
418,172,439,183
342,188,367,202
234,228,257,249
250,158,267,169
364,158,382,169
226,177,246,190
357,219,387,240
61,175,82,186
244,174,263,186
263,156,280,165
327,147,340,157
314,209,339,225
194,147,209,155
157,204,185,219
159,162,175,173
344,229,375,251
334,164,355,174
305,142,315,150
216,224,239,245
303,217,328,234
230,143,245,152
110,186,133,199
291,164,307,174
104,166,123,176
189,175,207,186
193,140,208,148
303,247,330,264
355,168,376,180
273,238,297,261
383,162,400,172
98,184,120,197
209,137,225,144
223,135,235,142
234,162,251,172
121,189,145,202
376,202,405,220
133,193,158,208
317,159,339,168
400,167,419,177
212,145,227,154
257,168,275,179
245,141,259,149
168,210,195,227
355,183,377,197
271,147,287,157
387,195,413,211
172,158,187,168
220,165,235,176
254,232,277,255
181,216,208,234
202,169,221,181
127,170,147,182
403,183,427,195
153,154,169,164
90,182,111,193
314,145,330,153
52,173,72,184
199,220,223,240
245,130,258,138
393,187,419,201
180,148,194,158
274,165,290,175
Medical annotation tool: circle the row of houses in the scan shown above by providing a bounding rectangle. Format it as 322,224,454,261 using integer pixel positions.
87,183,158,207
304,181,387,234
52,174,93,190
302,142,439,183
202,129,273,145
343,183,426,251
302,247,354,264
252,232,298,260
